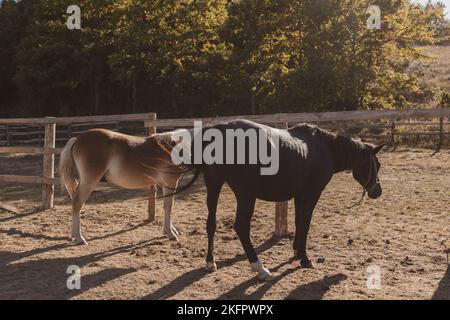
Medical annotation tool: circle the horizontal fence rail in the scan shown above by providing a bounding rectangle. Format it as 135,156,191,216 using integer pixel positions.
0,113,157,125
0,175,58,184
0,147,61,154
151,107,450,127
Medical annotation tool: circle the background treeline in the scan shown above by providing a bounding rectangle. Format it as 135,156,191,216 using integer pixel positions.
0,0,449,118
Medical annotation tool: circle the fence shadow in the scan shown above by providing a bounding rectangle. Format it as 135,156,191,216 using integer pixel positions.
142,235,280,300
0,227,70,242
1,220,152,244
432,265,449,300
0,207,42,223
0,221,157,265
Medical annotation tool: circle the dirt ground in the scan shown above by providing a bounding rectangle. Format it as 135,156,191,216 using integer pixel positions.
0,149,448,300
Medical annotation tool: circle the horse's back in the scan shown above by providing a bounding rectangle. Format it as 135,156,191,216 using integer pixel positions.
204,120,334,201
76,128,145,147
200,120,306,200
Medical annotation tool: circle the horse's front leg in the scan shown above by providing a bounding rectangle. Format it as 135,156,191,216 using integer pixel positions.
204,172,224,272
293,190,322,268
162,184,179,241
205,187,221,272
234,196,271,280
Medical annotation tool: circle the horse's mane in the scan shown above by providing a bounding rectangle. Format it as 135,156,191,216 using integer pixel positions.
291,124,371,171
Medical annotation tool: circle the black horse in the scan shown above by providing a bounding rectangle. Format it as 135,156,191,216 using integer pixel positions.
175,119,384,280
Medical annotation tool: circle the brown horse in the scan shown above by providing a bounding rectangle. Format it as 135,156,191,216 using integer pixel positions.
59,128,186,245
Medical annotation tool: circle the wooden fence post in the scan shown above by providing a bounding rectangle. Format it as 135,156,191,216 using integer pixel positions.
275,122,289,238
42,120,56,209
438,117,444,151
390,119,396,149
147,113,157,222
275,201,289,237
5,125,10,146
67,123,72,139
38,126,43,146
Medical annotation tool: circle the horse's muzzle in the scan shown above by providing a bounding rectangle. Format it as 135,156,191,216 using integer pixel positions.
368,184,382,199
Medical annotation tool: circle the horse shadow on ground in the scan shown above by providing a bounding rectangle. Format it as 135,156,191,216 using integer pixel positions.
218,262,347,300
285,273,348,300
0,237,165,299
432,264,449,300
217,257,298,300
142,235,280,300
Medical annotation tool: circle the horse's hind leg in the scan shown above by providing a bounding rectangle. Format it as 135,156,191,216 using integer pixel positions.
71,180,98,245
233,195,271,280
162,183,179,241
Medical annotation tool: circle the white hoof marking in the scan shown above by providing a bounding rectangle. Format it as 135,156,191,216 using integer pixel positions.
250,260,272,281
205,261,217,272
74,237,88,245
163,227,179,241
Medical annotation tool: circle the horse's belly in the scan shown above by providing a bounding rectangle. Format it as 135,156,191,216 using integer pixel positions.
104,158,153,189
104,174,150,189
255,184,296,202
257,193,294,202
256,169,303,200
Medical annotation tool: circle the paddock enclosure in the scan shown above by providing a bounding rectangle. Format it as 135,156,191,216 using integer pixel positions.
0,109,449,299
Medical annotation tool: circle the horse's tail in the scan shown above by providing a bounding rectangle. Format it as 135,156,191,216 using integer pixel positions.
59,137,79,199
150,130,202,199
155,165,202,199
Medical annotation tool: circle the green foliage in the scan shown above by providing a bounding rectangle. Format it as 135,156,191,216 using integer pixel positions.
0,0,448,118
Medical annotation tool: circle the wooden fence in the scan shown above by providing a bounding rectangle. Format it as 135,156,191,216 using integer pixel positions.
1,108,449,237
2,109,450,149
0,113,157,219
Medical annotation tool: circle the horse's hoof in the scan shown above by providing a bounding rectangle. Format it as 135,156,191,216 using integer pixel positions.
205,261,217,272
250,260,272,281
163,229,179,241
74,238,88,245
257,271,273,281
300,259,314,269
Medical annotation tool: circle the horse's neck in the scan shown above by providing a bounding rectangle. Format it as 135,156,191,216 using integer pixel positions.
325,134,365,173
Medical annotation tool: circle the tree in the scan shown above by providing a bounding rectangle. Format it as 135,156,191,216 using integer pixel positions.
0,0,447,118
0,0,35,116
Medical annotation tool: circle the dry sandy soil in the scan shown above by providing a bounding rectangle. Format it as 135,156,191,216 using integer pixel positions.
0,149,448,300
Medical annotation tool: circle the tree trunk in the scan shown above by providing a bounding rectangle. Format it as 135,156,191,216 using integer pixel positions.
171,75,178,116
131,75,137,113
251,92,256,114
94,78,100,115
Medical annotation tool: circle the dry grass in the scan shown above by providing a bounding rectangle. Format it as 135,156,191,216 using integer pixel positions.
408,45,450,107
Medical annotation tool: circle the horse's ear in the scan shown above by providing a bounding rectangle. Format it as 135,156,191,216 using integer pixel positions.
372,144,385,154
